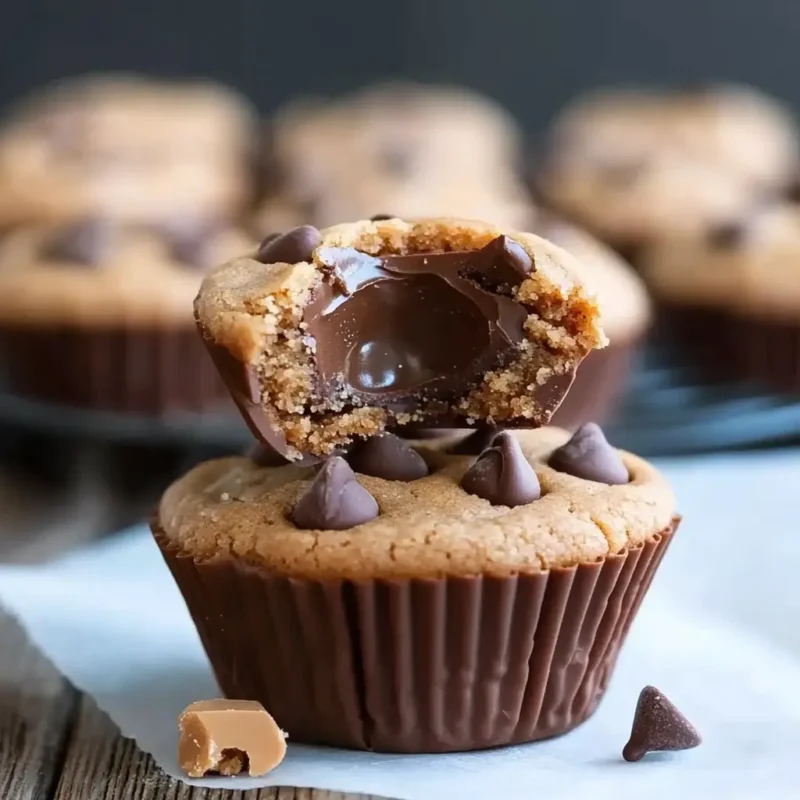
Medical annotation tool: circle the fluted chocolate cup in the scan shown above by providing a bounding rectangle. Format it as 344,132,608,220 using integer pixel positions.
0,326,232,415
662,304,800,394
0,220,255,416
153,518,677,753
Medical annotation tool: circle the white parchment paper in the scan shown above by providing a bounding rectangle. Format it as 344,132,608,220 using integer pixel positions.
1,449,799,800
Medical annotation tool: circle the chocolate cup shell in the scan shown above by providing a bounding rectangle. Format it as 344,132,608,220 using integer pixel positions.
551,341,637,430
660,304,800,393
196,322,321,466
0,325,231,415
153,517,678,753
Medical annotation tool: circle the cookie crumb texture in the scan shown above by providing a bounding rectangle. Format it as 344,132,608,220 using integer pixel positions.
196,218,606,458
158,427,674,580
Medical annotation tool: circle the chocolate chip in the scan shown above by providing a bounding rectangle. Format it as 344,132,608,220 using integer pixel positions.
707,220,746,249
623,686,702,762
449,425,503,455
248,442,289,467
255,225,321,265
461,235,533,296
460,432,540,507
41,218,114,265
548,423,629,485
346,433,429,481
291,457,379,530
370,214,394,221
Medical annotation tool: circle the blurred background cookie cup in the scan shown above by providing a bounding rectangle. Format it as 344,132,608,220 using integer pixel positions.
0,221,255,414
0,74,257,228
640,203,800,393
151,427,678,753
535,85,799,264
252,82,532,235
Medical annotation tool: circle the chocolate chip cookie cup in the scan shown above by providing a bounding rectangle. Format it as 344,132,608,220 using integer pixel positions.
0,219,254,414
536,85,797,258
194,216,608,462
153,425,678,753
0,74,256,227
641,203,800,394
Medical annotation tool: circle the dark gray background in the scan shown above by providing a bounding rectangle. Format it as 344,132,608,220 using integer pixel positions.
1,0,797,130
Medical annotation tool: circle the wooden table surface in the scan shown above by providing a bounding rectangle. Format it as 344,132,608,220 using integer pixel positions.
0,472,389,800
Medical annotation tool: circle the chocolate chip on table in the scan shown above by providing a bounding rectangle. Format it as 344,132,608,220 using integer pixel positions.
346,433,429,481
461,235,533,296
460,431,541,507
622,686,702,762
292,457,379,530
548,423,629,485
41,218,114,265
449,425,503,455
255,225,321,265
370,214,395,221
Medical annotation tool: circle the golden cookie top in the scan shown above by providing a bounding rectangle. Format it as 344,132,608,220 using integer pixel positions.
197,216,606,363
157,427,675,580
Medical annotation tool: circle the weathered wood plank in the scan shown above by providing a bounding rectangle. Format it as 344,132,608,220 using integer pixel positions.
0,611,78,800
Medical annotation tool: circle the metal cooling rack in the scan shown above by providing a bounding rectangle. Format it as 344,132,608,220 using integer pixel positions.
605,343,800,456
0,390,251,448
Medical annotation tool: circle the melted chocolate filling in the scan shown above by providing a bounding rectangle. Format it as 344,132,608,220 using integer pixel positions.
304,238,532,408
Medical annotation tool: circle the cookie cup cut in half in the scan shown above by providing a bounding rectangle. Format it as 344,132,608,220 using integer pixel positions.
193,216,607,462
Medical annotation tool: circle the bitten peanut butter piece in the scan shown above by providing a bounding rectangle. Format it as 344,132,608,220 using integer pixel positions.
178,699,286,778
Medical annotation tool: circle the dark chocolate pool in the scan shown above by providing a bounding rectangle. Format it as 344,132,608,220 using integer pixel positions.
305,237,533,407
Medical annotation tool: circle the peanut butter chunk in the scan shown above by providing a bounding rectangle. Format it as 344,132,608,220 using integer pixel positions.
178,699,286,778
